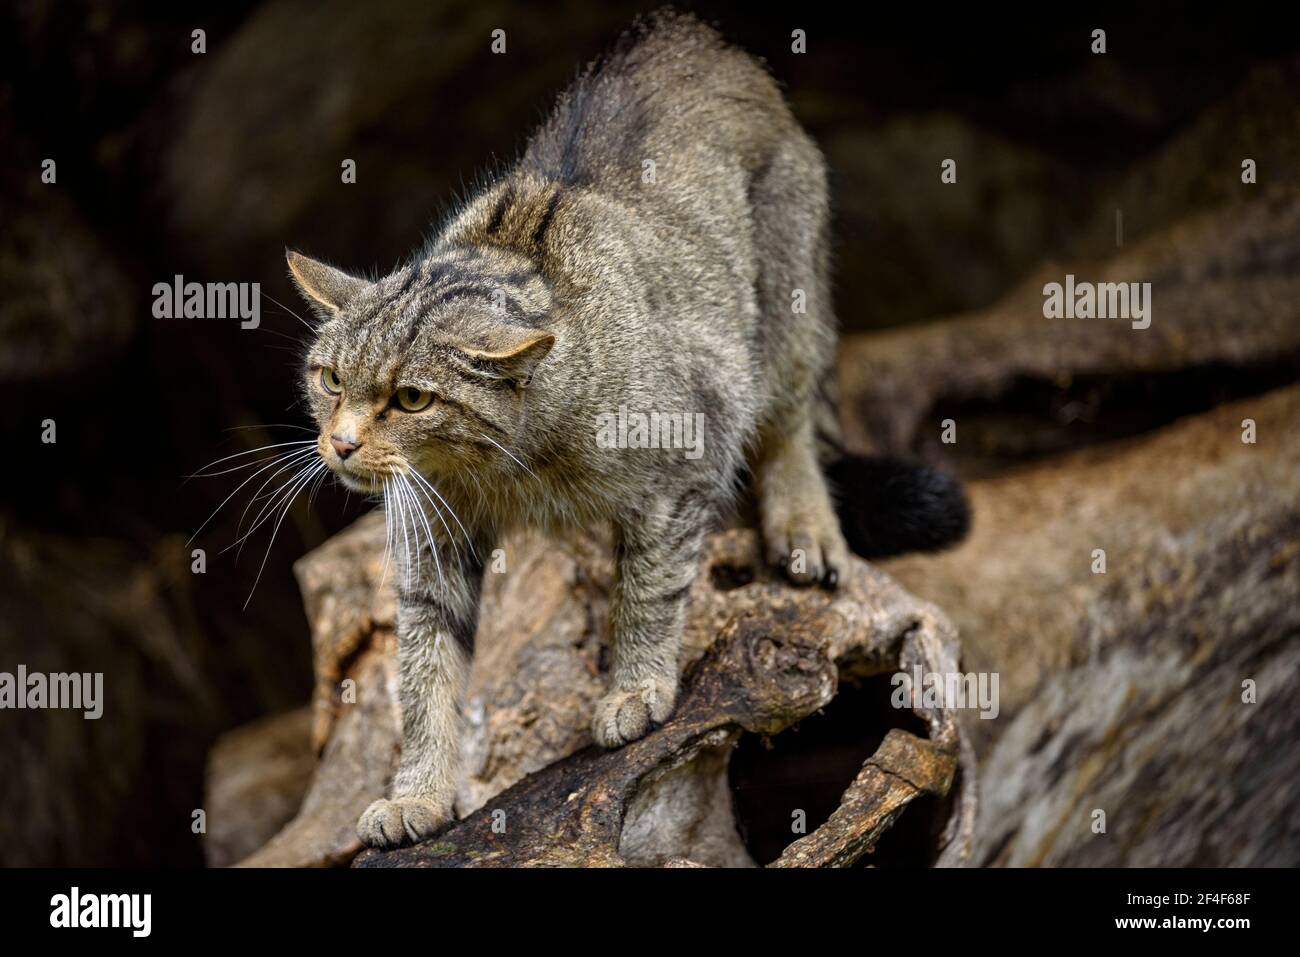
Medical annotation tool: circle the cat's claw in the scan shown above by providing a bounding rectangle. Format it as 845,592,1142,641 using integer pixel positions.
591,677,676,748
357,797,451,849
764,510,849,589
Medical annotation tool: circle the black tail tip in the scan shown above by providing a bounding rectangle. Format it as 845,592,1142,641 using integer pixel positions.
826,455,971,560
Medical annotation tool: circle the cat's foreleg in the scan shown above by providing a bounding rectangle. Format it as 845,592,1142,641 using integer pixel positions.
357,536,484,849
592,489,712,747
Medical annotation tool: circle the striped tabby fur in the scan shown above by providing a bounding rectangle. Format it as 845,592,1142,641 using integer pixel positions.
292,12,860,849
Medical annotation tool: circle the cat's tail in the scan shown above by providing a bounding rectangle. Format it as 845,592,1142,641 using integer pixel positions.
825,454,971,560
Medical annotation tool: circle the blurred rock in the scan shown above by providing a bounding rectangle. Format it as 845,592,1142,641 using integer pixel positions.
0,116,137,382
1077,56,1300,253
837,186,1300,462
882,385,1300,865
826,53,1300,331
825,114,1092,329
236,650,399,867
832,137,1300,862
203,706,314,867
1003,56,1176,138
5,2,255,134
132,0,628,282
0,526,218,865
832,123,1300,863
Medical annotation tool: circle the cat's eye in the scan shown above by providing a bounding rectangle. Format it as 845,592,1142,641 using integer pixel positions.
319,367,343,395
395,387,435,413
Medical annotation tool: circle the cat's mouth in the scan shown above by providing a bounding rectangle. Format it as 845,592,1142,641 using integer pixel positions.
329,463,386,494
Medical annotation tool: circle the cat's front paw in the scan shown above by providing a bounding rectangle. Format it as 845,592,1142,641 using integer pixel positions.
357,796,451,849
592,677,676,748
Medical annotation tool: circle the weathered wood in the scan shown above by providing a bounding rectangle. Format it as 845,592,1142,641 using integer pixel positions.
880,385,1300,865
230,524,974,868
771,730,958,868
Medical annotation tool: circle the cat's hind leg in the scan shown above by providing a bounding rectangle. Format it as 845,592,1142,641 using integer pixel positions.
755,415,848,588
746,129,846,587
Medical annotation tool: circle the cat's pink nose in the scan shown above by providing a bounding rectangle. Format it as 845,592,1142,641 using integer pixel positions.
330,435,359,460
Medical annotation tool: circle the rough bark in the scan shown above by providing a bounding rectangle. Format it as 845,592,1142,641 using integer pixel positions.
880,386,1300,865
225,526,974,868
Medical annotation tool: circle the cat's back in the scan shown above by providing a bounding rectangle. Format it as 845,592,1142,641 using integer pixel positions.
518,11,795,194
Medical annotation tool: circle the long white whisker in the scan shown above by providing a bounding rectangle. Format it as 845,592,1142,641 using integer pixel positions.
392,475,418,579
307,467,329,508
191,448,316,480
401,479,424,590
222,423,317,434
404,467,459,560
261,291,316,333
187,446,318,547
243,460,325,609
478,432,537,479
408,467,476,560
186,440,315,479
377,479,393,591
420,510,445,596
392,474,414,591
227,458,326,557
229,449,321,547
387,474,406,588
401,472,444,592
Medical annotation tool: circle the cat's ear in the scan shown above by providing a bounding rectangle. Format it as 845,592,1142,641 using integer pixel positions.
461,327,555,389
286,250,370,313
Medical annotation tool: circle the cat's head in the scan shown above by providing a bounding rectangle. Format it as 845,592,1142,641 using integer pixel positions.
287,250,554,494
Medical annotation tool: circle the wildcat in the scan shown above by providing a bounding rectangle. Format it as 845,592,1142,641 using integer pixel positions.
286,11,967,850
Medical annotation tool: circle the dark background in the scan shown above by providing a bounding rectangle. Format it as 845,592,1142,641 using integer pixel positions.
2,1,1297,865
